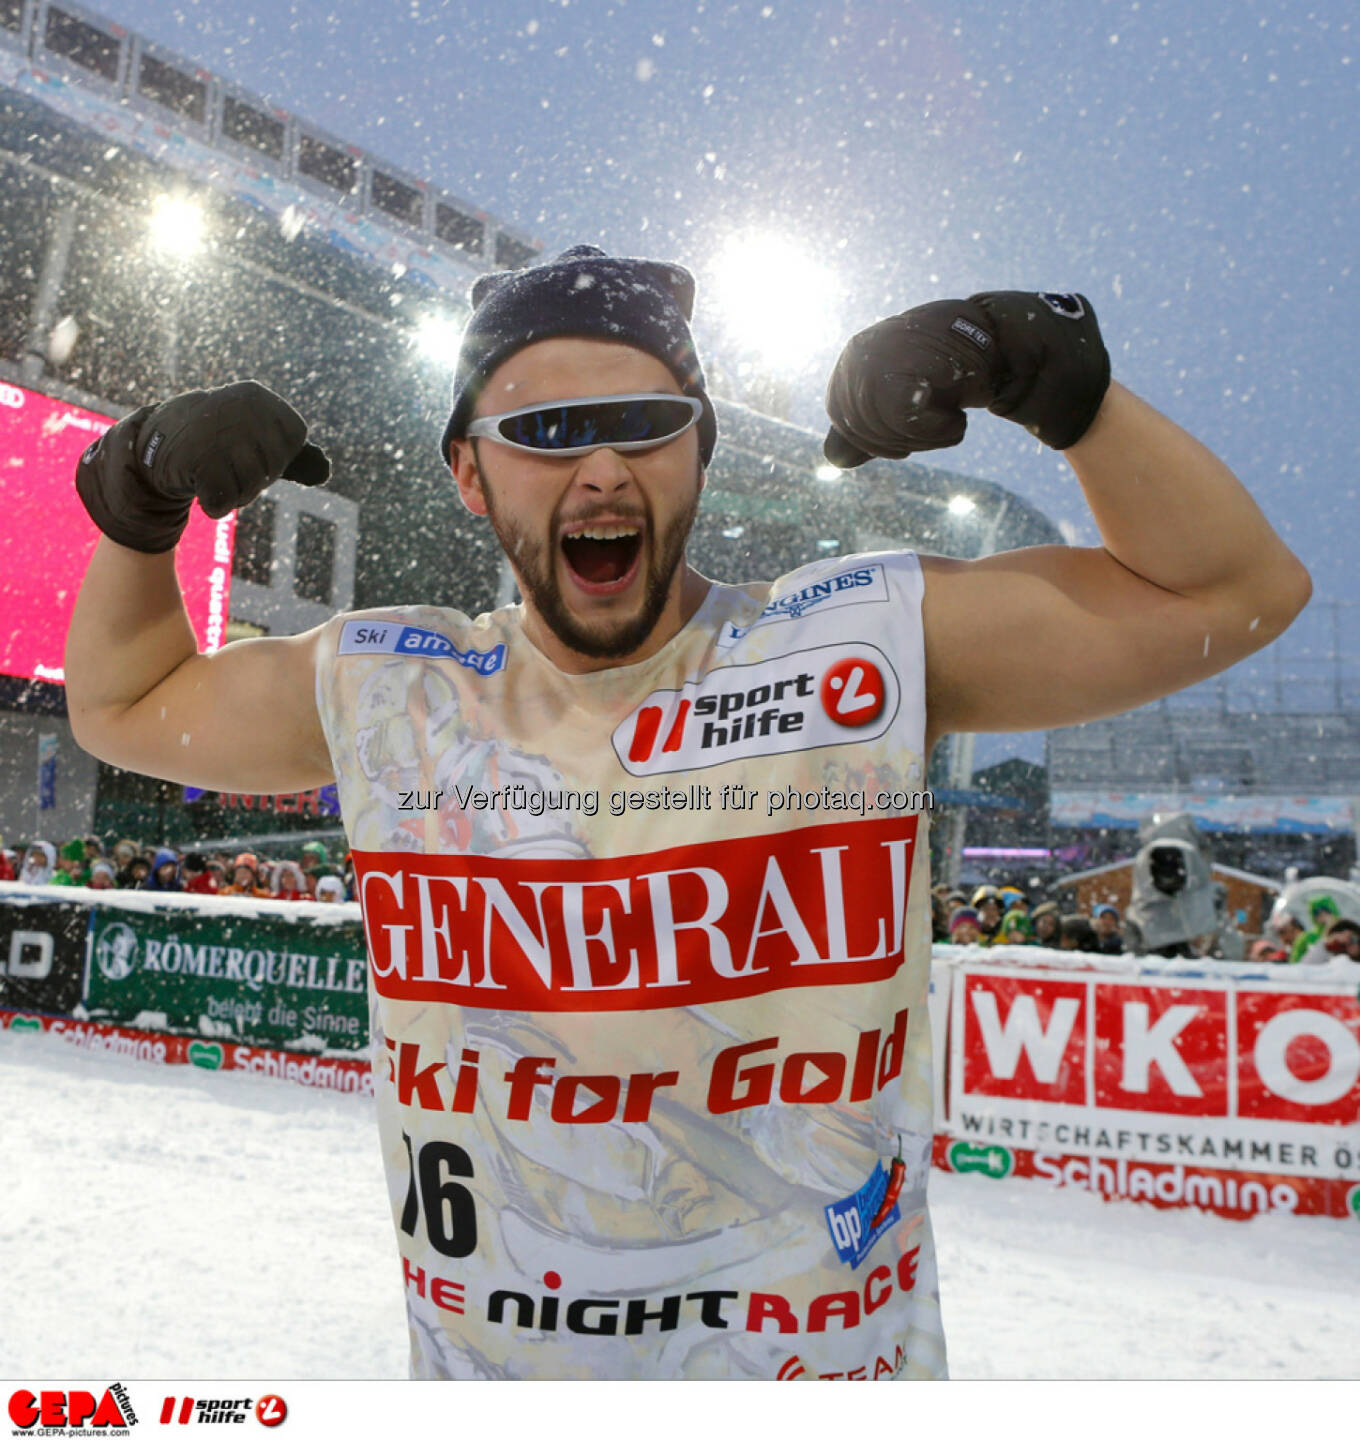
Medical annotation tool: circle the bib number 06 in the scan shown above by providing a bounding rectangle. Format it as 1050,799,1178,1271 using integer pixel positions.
400,1132,477,1258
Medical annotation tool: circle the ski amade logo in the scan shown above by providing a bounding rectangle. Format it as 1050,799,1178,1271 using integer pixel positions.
95,922,139,982
7,1383,136,1433
337,619,505,675
614,643,899,777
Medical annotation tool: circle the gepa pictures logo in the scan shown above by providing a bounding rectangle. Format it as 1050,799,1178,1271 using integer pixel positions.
8,1383,136,1432
614,644,899,776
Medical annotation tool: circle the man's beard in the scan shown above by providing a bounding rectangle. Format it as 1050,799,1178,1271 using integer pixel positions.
481,467,702,661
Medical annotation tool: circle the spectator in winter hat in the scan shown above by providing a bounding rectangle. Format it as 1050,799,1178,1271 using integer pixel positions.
220,852,271,898
1270,905,1305,956
973,893,1004,942
181,852,219,896
299,840,328,874
52,839,89,886
1092,904,1125,955
83,835,104,863
945,890,968,913
88,860,117,890
144,847,183,892
1323,917,1360,964
998,910,1035,946
19,841,56,887
117,853,151,888
314,875,347,903
0,845,15,882
1060,914,1099,952
1031,900,1062,948
273,860,311,902
949,907,983,945
998,885,1027,912
111,838,139,870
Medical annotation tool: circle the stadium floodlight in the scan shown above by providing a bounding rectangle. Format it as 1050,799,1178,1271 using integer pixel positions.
706,231,840,373
412,312,465,365
147,194,206,260
948,494,977,517
814,463,843,483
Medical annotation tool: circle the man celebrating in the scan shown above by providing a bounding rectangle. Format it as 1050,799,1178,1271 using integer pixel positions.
64,245,1309,1380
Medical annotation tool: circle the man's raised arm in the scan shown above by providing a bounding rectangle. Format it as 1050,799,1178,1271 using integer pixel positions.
821,291,1311,746
64,383,337,794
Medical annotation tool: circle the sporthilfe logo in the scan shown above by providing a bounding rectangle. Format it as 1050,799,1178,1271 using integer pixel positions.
614,643,899,775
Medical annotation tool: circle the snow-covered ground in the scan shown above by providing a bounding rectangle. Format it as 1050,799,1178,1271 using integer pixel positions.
3,1027,1357,1381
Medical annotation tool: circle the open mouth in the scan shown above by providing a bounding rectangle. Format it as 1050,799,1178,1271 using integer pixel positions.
560,524,643,590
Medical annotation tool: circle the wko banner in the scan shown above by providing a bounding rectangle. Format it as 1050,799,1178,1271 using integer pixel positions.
934,955,1360,1220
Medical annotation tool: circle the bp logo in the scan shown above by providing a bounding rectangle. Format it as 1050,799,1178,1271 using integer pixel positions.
1348,1185,1360,1223
94,922,138,981
947,1140,1014,1179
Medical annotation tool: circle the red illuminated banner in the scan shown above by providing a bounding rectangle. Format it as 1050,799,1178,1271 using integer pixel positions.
353,815,918,1012
0,380,234,684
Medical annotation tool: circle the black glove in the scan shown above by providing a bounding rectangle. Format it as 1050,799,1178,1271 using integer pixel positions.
823,290,1110,468
76,381,331,553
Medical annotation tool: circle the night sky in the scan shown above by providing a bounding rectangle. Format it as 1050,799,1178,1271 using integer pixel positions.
96,0,1358,758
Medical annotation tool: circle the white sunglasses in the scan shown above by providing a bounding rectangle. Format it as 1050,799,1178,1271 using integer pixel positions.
465,392,702,458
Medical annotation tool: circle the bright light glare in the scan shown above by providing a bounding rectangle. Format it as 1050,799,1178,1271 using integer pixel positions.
413,313,465,365
815,463,843,483
707,232,840,372
148,195,205,259
948,494,978,517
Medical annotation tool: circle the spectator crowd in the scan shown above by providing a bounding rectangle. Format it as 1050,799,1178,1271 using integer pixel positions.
4,836,1358,966
931,882,1360,964
933,884,1130,956
0,834,354,903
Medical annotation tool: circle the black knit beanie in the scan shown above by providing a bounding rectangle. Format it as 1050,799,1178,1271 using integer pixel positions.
440,244,717,469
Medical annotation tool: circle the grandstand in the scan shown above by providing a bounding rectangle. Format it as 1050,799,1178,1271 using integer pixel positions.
1048,600,1360,876
0,0,1062,848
